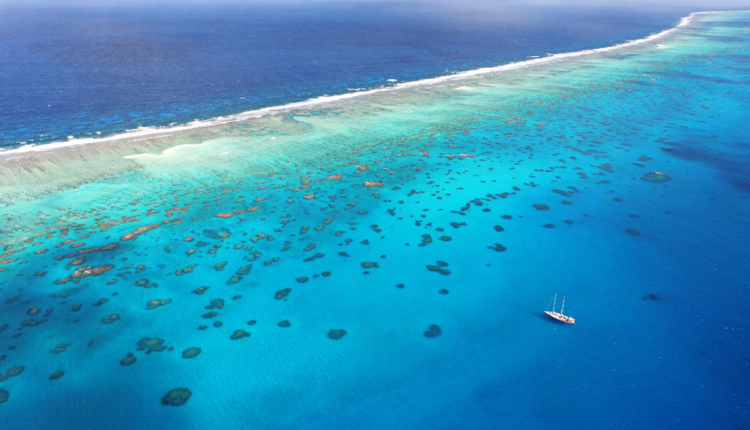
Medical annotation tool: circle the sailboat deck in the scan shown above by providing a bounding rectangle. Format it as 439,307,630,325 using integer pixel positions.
544,310,575,324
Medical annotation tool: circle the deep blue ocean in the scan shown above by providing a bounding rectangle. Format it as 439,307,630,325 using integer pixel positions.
0,2,692,148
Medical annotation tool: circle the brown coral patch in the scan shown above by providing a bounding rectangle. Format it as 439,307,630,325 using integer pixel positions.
162,388,192,406
146,299,172,310
120,224,160,241
230,329,250,340
328,329,347,340
641,172,671,183
275,288,292,300
424,324,442,338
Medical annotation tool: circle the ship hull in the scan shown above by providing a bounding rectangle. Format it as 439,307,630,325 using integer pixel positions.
544,311,575,324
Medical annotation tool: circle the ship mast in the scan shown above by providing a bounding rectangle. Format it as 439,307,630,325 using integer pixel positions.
561,296,566,315
552,294,557,313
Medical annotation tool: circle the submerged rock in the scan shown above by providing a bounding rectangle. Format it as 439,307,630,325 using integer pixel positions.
49,370,65,380
275,288,292,300
161,388,191,406
278,320,291,328
328,329,347,340
0,388,8,404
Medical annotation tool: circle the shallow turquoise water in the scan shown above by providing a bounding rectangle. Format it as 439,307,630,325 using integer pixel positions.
0,11,749,430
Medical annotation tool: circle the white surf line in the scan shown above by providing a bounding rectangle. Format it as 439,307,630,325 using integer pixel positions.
0,10,742,158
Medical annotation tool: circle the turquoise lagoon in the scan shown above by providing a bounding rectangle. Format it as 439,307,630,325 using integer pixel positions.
0,11,749,430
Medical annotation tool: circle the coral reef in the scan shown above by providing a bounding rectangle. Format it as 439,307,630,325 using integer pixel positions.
0,366,24,382
120,353,137,366
136,337,167,354
161,388,191,406
641,172,671,183
101,314,120,324
50,344,70,354
205,299,224,310
328,329,347,340
230,330,250,340
120,224,160,241
182,347,201,358
424,324,442,338
146,299,172,310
